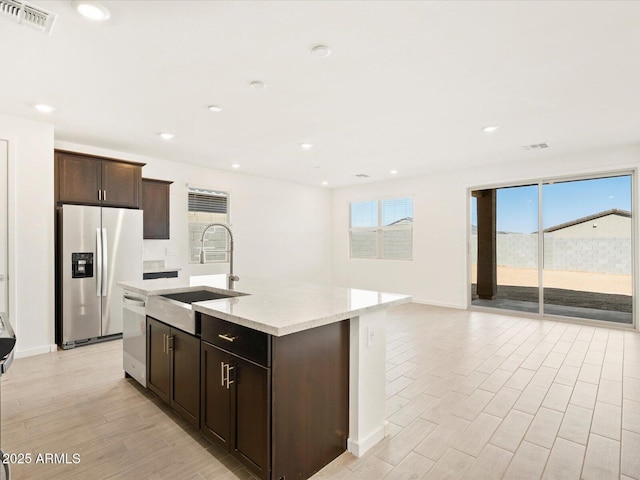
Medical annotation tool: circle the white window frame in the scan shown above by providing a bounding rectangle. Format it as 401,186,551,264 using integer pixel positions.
349,196,413,260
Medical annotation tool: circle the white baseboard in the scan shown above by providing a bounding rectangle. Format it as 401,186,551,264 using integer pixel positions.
15,343,57,359
347,424,386,458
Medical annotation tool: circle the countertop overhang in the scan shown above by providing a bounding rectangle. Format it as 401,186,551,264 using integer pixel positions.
118,274,411,336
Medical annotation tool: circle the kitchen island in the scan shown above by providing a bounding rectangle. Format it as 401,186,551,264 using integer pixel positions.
118,274,411,480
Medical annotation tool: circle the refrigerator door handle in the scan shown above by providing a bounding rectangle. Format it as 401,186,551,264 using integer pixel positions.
96,227,102,297
102,228,108,296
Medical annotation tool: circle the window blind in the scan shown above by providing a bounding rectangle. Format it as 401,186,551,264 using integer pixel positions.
187,187,228,214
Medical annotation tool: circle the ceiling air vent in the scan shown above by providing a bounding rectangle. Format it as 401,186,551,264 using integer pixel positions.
355,173,370,178
0,0,56,34
522,143,549,151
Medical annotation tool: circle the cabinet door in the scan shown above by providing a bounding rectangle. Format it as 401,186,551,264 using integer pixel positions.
57,152,101,205
171,328,200,427
231,354,270,479
201,342,231,448
102,160,141,208
147,317,171,404
142,179,171,239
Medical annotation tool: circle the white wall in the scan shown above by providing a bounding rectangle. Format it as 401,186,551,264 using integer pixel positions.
0,114,55,357
331,146,640,311
55,141,333,284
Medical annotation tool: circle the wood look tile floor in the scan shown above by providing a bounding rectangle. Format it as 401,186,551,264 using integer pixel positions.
4,303,640,479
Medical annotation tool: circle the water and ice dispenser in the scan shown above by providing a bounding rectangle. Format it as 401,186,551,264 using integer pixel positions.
71,252,93,279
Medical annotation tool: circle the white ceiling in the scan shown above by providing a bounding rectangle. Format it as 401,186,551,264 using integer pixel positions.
2,0,640,188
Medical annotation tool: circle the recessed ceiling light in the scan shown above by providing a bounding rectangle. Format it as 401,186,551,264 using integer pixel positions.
250,81,266,90
34,104,55,113
73,1,111,21
322,181,329,186
482,125,500,133
390,170,398,175
159,132,174,140
231,164,240,169
208,105,223,112
311,45,331,57
300,143,314,150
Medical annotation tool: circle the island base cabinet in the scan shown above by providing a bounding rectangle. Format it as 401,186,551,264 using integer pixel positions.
201,341,270,479
200,314,349,480
146,317,200,427
147,317,171,403
271,321,349,480
172,328,201,426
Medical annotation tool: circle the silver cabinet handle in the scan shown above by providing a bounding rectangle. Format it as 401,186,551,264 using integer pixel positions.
98,189,102,201
218,333,237,342
103,190,106,201
162,333,166,354
226,365,234,389
220,362,225,387
167,335,174,351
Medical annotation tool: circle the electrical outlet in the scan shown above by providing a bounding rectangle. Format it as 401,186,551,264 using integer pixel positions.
166,247,177,256
367,326,375,347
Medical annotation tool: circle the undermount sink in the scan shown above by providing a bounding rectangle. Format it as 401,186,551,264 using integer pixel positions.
161,290,233,304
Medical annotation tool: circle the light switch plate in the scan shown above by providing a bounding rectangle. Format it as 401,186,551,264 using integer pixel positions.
166,247,177,256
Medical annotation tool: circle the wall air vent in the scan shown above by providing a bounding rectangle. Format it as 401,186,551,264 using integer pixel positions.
522,143,549,151
355,174,370,178
0,0,56,34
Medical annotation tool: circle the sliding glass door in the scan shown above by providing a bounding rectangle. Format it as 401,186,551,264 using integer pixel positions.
542,176,632,323
470,173,633,325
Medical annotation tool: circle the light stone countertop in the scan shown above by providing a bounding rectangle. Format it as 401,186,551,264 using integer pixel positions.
118,274,411,336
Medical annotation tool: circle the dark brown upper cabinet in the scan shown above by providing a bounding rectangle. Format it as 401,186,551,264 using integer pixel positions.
55,150,144,208
142,178,172,239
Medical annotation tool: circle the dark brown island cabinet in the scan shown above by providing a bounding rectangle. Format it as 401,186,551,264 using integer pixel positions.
146,317,200,427
141,178,172,239
200,314,349,480
55,150,144,208
146,313,350,480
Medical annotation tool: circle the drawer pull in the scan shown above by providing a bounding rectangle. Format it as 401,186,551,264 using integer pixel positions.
218,333,237,342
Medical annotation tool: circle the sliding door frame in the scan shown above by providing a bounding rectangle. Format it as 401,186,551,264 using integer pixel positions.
467,169,637,329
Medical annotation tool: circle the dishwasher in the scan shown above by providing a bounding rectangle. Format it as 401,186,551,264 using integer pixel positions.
122,289,147,387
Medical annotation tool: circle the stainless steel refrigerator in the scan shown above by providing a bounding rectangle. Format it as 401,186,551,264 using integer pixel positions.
59,204,142,349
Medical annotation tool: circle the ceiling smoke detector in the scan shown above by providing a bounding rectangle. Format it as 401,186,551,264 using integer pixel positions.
0,0,56,34
522,143,549,150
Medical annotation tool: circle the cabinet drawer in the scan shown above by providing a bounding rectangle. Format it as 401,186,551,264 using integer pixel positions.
201,314,271,367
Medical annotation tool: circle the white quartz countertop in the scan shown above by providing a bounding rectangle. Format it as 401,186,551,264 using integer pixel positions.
118,274,411,336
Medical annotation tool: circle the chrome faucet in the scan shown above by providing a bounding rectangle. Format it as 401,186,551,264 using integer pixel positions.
199,223,239,290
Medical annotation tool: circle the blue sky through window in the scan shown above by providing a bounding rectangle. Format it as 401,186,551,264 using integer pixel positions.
471,175,631,233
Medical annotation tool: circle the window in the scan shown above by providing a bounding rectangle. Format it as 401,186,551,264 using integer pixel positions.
350,197,413,259
188,186,229,263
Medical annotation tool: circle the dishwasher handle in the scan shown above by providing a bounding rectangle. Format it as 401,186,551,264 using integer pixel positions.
123,296,146,307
